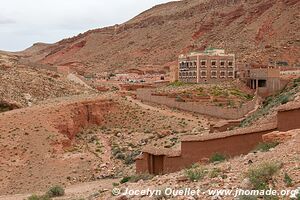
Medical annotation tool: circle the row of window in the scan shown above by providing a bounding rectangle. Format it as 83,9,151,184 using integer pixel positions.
179,60,234,70
179,70,234,78
200,60,234,66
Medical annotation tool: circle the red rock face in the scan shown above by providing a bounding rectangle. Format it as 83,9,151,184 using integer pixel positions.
52,99,115,140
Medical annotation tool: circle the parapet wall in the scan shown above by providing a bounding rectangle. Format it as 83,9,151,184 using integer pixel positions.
136,89,257,119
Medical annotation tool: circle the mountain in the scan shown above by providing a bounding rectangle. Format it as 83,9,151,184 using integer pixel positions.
20,0,300,74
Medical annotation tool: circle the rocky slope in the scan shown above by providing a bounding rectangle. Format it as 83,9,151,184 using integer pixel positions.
0,53,94,108
20,0,300,74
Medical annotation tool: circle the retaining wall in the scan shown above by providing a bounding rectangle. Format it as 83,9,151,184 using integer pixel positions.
136,89,257,119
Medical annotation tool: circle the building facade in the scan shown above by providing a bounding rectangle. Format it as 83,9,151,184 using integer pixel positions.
178,49,235,83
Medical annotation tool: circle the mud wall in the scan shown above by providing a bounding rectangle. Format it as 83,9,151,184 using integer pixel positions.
136,89,257,119
277,108,300,132
136,126,276,174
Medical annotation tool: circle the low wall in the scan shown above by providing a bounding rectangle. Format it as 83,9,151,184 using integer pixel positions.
136,89,257,120
136,124,277,174
277,102,300,132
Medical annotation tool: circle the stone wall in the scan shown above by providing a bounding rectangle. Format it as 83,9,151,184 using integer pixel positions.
136,89,257,120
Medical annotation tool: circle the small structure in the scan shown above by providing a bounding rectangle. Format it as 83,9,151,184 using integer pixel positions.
242,66,286,97
178,48,235,83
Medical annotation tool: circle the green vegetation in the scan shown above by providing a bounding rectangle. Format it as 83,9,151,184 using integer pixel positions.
209,168,222,178
211,86,229,97
283,173,293,187
254,142,279,152
184,164,207,181
240,79,299,127
246,162,281,190
27,195,50,200
27,186,64,200
124,150,140,165
229,88,254,100
46,185,65,198
168,81,186,87
120,174,154,184
209,153,227,163
0,103,12,113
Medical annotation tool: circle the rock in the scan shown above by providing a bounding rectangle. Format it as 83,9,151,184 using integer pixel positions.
240,178,251,189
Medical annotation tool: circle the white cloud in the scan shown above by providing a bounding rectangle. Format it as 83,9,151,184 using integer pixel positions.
0,0,173,51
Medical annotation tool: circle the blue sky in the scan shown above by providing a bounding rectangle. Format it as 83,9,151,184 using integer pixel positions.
0,0,173,51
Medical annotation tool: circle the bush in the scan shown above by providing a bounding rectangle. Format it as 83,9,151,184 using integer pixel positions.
209,168,222,178
284,173,293,187
246,162,281,190
124,151,140,165
46,185,65,197
254,142,279,152
210,153,226,163
27,195,50,200
120,176,131,184
168,81,185,87
184,164,207,181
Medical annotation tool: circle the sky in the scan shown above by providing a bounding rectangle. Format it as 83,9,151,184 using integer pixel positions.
0,0,173,51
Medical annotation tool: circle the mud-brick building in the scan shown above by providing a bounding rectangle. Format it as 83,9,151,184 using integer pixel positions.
178,48,235,83
136,101,300,175
243,67,286,97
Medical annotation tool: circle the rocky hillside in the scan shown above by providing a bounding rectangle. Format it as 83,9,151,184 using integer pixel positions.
0,53,94,108
20,0,300,74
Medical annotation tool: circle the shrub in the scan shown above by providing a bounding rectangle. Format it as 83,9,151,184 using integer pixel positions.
184,164,207,181
46,185,65,197
210,153,226,163
254,142,279,152
124,151,140,165
120,176,131,184
283,173,293,187
246,162,281,190
168,81,185,87
209,168,222,178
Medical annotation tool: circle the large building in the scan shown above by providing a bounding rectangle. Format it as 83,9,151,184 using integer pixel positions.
178,48,235,83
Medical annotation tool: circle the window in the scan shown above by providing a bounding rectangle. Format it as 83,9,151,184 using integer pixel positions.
193,71,197,76
220,71,226,78
200,60,206,66
228,71,234,78
228,61,234,67
211,71,217,78
220,60,225,67
258,80,267,87
189,72,193,76
200,70,207,78
211,60,217,67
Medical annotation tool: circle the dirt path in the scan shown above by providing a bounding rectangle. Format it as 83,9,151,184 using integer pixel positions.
0,178,118,200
